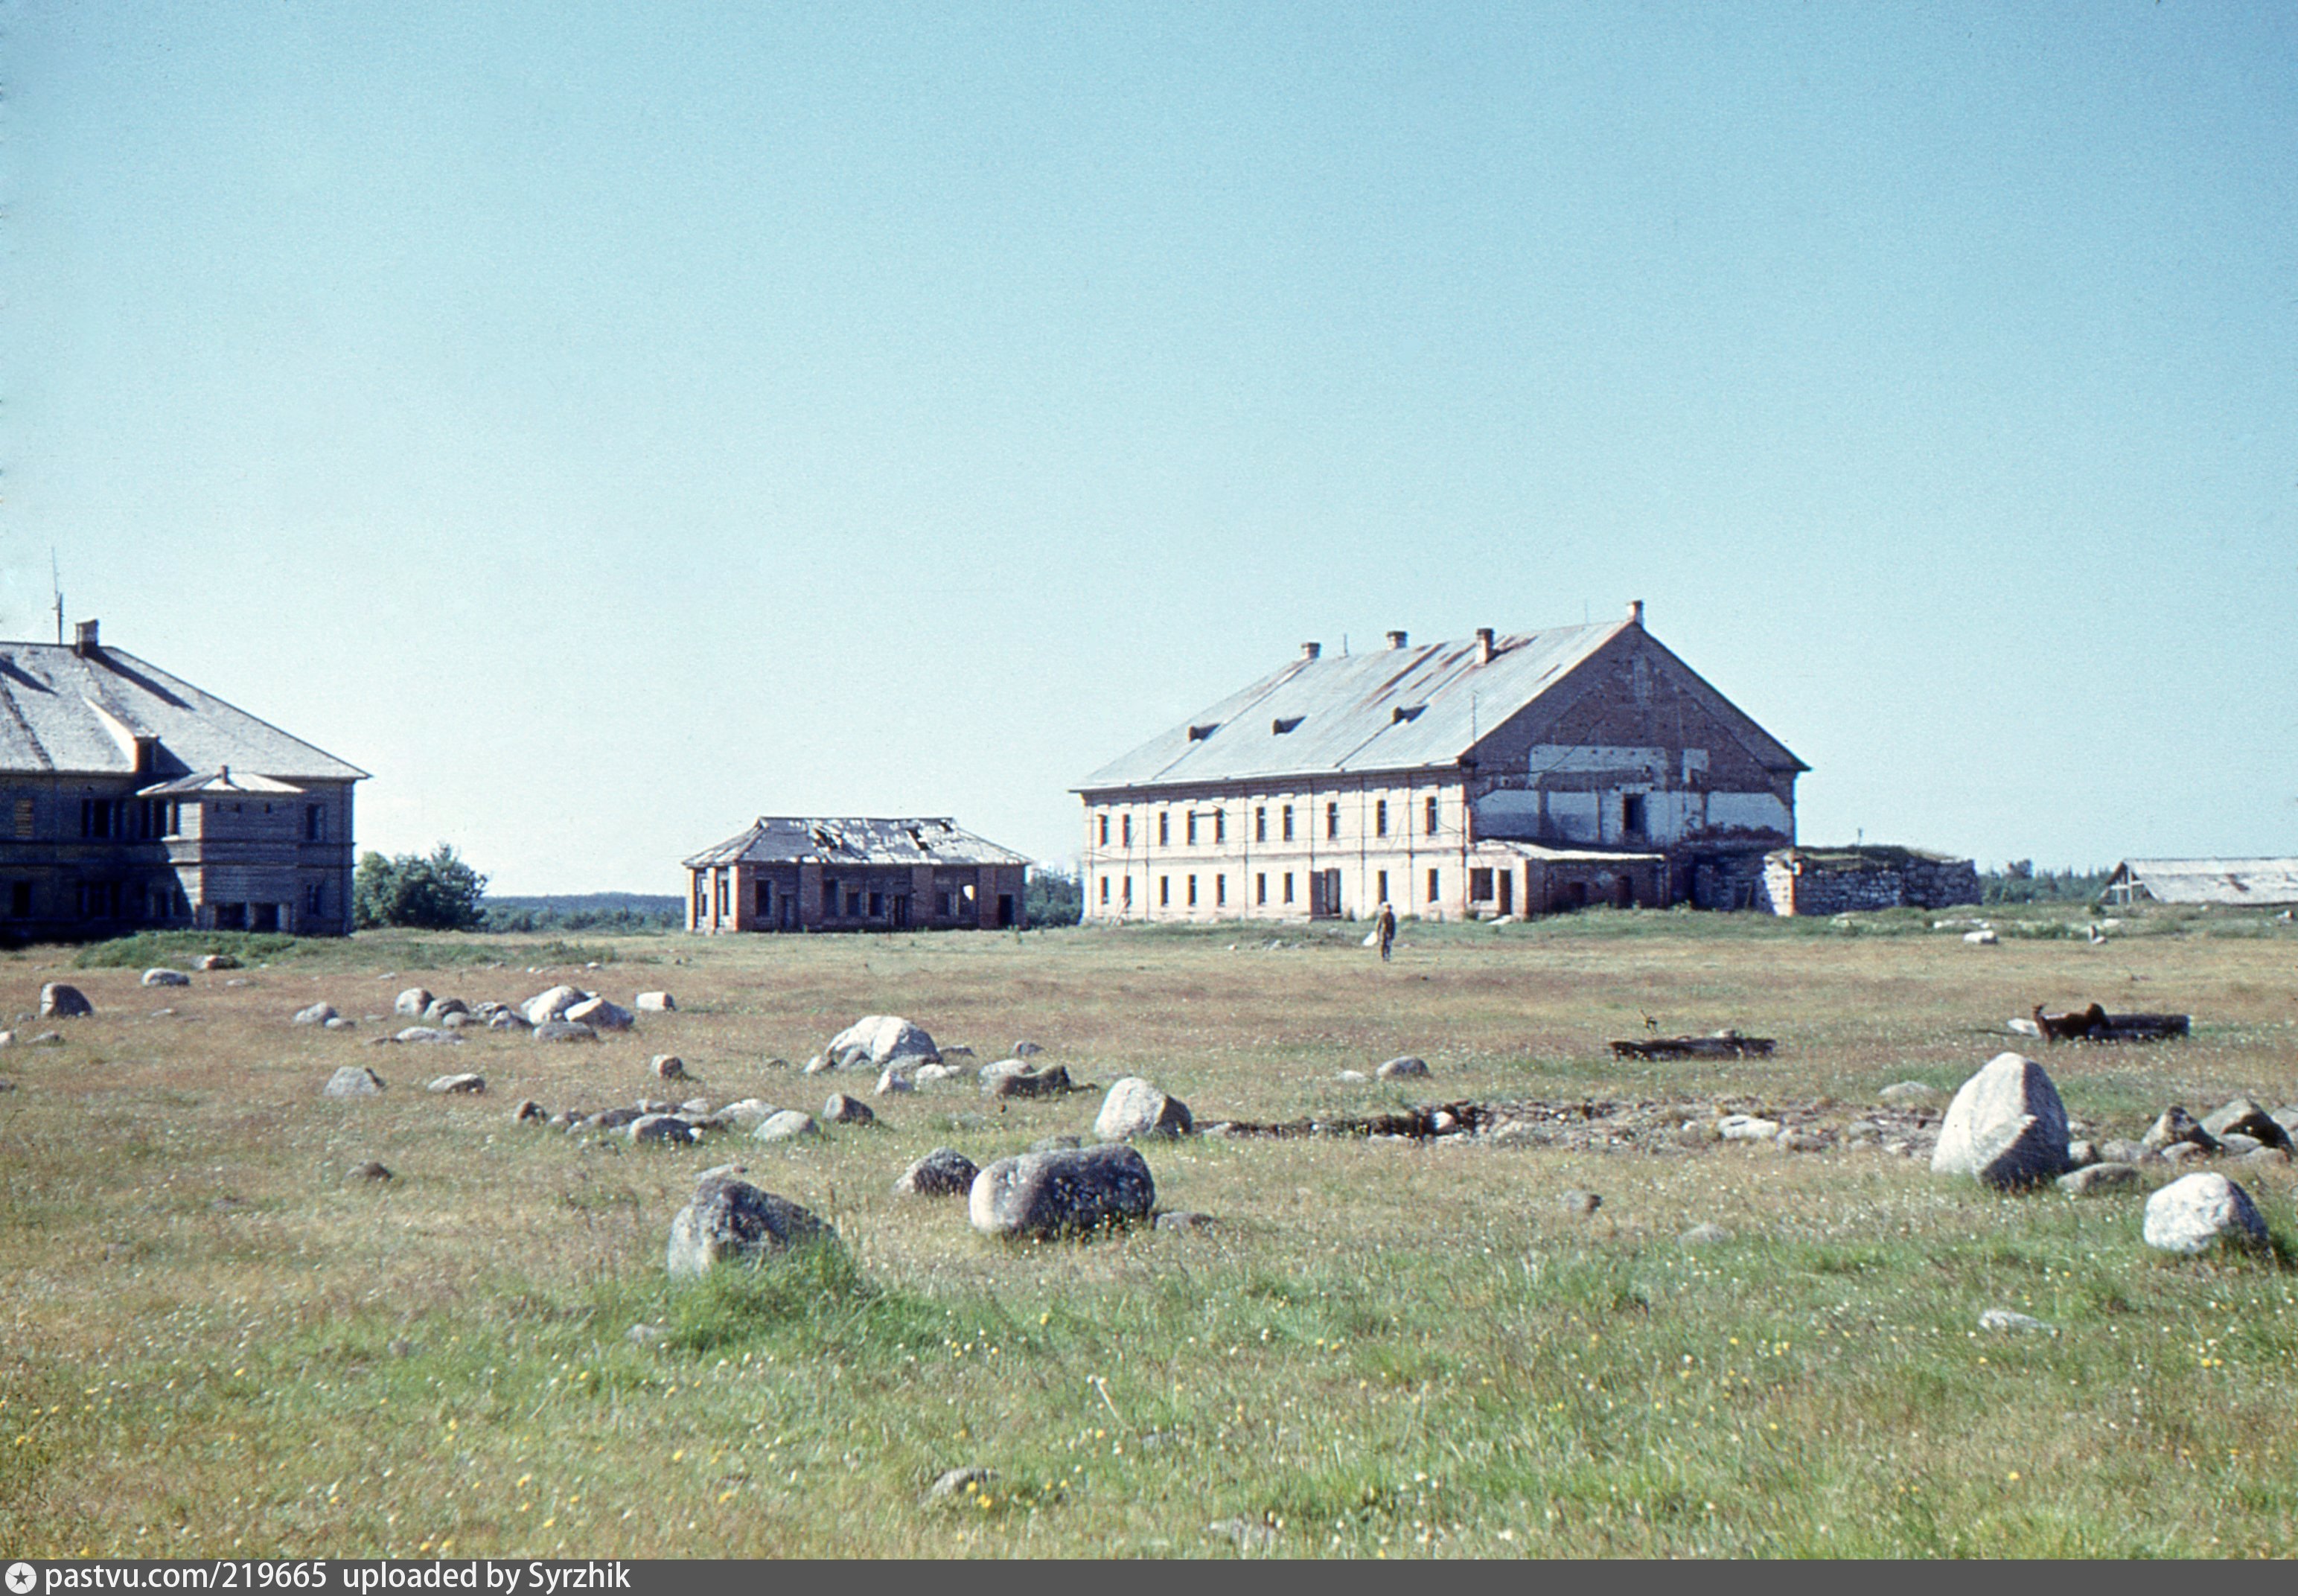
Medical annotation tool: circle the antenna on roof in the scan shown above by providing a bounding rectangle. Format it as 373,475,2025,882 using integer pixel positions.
50,551,63,645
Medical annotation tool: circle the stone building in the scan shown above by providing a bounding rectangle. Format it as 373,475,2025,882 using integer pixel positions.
0,622,366,938
1075,605,1804,924
684,817,1030,933
1756,846,1980,916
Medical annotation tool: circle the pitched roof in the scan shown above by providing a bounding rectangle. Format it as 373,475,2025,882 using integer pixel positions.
0,640,367,782
683,817,1031,869
136,768,307,797
2106,858,2298,905
1076,621,1802,792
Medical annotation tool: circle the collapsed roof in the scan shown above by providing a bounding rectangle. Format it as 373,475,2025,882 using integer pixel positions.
683,817,1032,869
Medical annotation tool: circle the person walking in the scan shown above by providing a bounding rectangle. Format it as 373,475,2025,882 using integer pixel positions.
1375,901,1397,963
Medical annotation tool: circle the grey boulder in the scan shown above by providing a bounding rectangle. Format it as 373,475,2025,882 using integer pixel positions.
665,1177,835,1278
2058,1162,2140,1196
1930,1052,2070,1189
826,1015,940,1067
566,997,633,1032
421,997,470,1024
752,1110,820,1144
395,1027,461,1044
394,987,433,1018
822,1092,875,1126
521,985,590,1027
1093,1076,1193,1140
293,1003,339,1027
630,1114,698,1145
894,1147,979,1197
1878,1082,1940,1107
986,1064,1073,1099
426,1073,485,1094
141,968,191,988
2201,1097,2291,1151
968,1143,1156,1239
2143,1106,2218,1155
2142,1172,2269,1254
39,983,92,1018
651,1055,688,1080
323,1066,386,1098
1375,1056,1429,1080
532,1020,597,1044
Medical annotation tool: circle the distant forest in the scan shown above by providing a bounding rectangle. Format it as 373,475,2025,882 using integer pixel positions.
482,893,684,932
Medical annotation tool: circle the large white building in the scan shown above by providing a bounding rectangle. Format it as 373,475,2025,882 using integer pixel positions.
1074,607,1804,923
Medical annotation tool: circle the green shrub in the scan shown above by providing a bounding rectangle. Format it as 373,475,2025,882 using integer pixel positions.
353,844,488,931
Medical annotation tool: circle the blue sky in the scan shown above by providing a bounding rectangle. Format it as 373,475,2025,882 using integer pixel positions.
4,2,2292,891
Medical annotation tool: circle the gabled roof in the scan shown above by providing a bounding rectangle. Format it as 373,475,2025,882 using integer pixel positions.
1076,621,1802,792
2106,858,2298,905
137,767,307,797
0,640,367,782
683,817,1031,869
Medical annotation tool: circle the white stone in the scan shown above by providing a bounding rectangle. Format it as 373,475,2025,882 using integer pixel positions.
1963,928,1998,945
1094,1076,1193,1140
1717,1114,1782,1142
1930,1053,2069,1189
565,997,633,1032
752,1109,820,1144
633,992,676,1012
874,1066,916,1096
426,1073,485,1094
293,1003,339,1027
521,985,591,1027
2142,1172,2269,1254
141,968,191,988
826,1015,939,1067
394,987,433,1017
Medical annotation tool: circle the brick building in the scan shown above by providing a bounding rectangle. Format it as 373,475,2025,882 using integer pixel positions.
0,622,366,938
1075,605,1804,923
684,817,1030,933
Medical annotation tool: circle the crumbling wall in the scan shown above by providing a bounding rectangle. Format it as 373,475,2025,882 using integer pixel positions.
1761,848,1980,916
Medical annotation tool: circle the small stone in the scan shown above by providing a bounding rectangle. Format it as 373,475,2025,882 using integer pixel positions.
1335,1070,1370,1085
629,1114,697,1144
1679,1223,1731,1245
395,1027,461,1045
680,1097,711,1114
1094,1076,1193,1140
2142,1106,2218,1155
2158,1141,2209,1166
1978,1309,2052,1333
894,1148,979,1197
822,1093,874,1126
1878,1082,1938,1108
141,968,191,988
1155,1210,1216,1233
651,1056,688,1080
511,1099,546,1123
393,987,433,1018
752,1109,820,1143
198,954,240,971
2142,1172,2270,1254
426,1073,485,1094
925,1466,992,1504
566,997,634,1032
532,1021,597,1044
1031,1134,1082,1152
521,985,590,1026
2065,1140,2098,1169
2219,1132,2264,1157
38,983,92,1019
1376,1056,1429,1079
1963,928,1998,945
325,1017,355,1031
421,998,470,1024
634,992,676,1012
802,1054,832,1075
322,1066,386,1098
348,1160,392,1181
1846,1120,1882,1139
1430,1110,1459,1134
2099,1138,2150,1164
440,1011,482,1030
488,1010,528,1030
2241,1146,2291,1166
874,1066,916,1096
986,1064,1073,1099
1559,1189,1602,1215
2057,1162,2139,1195
1012,1041,1043,1058
1675,1121,1720,1146
1775,1130,1827,1152
1717,1114,1782,1142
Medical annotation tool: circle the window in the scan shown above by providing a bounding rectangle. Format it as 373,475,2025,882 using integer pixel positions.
713,870,729,917
1470,868,1495,902
1098,814,1109,846
1216,875,1226,906
846,891,864,917
694,878,709,919
1099,875,1110,904
1122,876,1133,904
1255,807,1266,843
1428,868,1440,901
1326,802,1339,840
1121,814,1132,847
823,877,840,913
1186,814,1198,846
1425,795,1439,835
6,882,26,917
1187,875,1198,906
1374,799,1388,837
868,891,884,918
306,881,326,916
1213,811,1226,844
1158,811,1169,846
306,804,327,841
756,880,772,915
1283,872,1295,904
1160,876,1170,907
81,799,113,840
1282,805,1295,841
167,802,183,837
1256,872,1267,904
13,799,31,839
1376,869,1389,904
1623,792,1648,837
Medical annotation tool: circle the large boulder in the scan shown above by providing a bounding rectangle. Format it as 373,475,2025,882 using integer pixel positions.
1930,1053,2070,1190
634,992,676,1012
2200,1097,2292,1152
2143,1107,2219,1155
968,1143,1156,1239
826,1015,940,1068
141,968,191,988
39,983,92,1019
665,1177,835,1279
521,985,591,1027
752,1110,820,1144
566,997,633,1032
322,1065,386,1098
2142,1172,2269,1254
1093,1077,1193,1140
895,1148,979,1197
394,987,433,1018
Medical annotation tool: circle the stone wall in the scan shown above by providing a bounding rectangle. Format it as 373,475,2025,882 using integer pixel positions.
1759,847,1981,916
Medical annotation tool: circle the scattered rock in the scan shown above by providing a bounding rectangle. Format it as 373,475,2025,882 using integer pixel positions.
1717,1114,1782,1143
827,1015,940,1068
2220,1132,2264,1158
2143,1107,2219,1156
26,1032,63,1047
2242,1146,2291,1166
441,1011,482,1030
2099,1138,2150,1165
718,1099,778,1128
874,1066,916,1096
521,985,590,1027
651,1055,688,1081
2142,1172,2269,1254
348,1160,393,1181
1335,1070,1370,1085
822,1093,875,1126
680,1097,711,1115
394,987,433,1018
1978,1309,2052,1333
1775,1129,1828,1153
633,992,676,1012
1878,1082,1939,1108
141,968,191,988
421,998,470,1024
630,1114,697,1144
395,1027,462,1044
198,954,240,972
566,996,633,1032
511,1099,547,1123
426,1073,485,1094
324,1016,356,1031
322,1066,386,1098
665,1176,835,1278
38,983,92,1019
1012,1041,1043,1058
2201,1097,2292,1151
1558,1189,1602,1215
2066,1140,2098,1169
1094,1076,1193,1140
2058,1162,2139,1195
895,1148,979,1197
987,1064,1073,1099
968,1143,1157,1239
1679,1223,1732,1245
1930,1053,2070,1190
911,1062,966,1085
532,1020,597,1044
925,1466,992,1504
293,1003,339,1027
1963,928,1998,945
1030,1134,1082,1153
584,1107,648,1131
2159,1141,2209,1167
1155,1210,1216,1233
1376,1056,1430,1079
752,1110,820,1144
488,1009,529,1030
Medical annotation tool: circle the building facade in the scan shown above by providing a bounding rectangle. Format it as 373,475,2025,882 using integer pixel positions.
0,622,366,938
1074,607,1804,924
684,817,1030,933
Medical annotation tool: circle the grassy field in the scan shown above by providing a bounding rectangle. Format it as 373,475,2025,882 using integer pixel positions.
2,905,2294,1558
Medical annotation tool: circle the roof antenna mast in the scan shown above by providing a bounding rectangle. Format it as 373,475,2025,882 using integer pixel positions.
50,551,63,645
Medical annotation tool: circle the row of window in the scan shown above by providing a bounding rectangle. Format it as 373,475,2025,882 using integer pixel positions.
1098,867,1448,909
5,797,336,843
0,880,328,921
1095,794,1446,850
693,873,983,922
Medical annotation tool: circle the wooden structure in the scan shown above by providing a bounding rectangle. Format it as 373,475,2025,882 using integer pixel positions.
1075,605,1804,924
683,817,1030,934
0,622,365,938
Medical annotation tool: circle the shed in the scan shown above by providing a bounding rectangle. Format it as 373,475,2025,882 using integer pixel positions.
2102,858,2298,907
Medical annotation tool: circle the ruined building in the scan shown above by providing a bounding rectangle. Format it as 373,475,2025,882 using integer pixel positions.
1075,605,1804,922
684,817,1030,933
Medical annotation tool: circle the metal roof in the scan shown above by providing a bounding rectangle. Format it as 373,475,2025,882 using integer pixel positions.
136,767,307,797
2106,858,2298,905
0,639,367,782
683,817,1032,869
1076,621,1803,793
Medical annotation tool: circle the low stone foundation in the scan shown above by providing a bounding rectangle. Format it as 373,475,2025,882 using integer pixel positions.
1759,846,1980,916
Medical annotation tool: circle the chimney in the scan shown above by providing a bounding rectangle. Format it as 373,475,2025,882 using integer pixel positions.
1627,600,1644,626
1300,642,1321,661
1475,627,1496,663
1385,630,1408,650
73,619,99,656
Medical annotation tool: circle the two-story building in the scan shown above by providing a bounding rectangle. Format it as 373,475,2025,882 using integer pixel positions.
0,622,366,938
1074,605,1804,923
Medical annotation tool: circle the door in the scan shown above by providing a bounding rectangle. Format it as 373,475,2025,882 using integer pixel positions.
1498,869,1513,916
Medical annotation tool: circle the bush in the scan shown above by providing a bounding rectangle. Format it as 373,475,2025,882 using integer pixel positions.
1024,867,1082,928
354,845,489,931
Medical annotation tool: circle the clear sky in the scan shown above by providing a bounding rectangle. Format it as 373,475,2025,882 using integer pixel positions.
4,2,2292,892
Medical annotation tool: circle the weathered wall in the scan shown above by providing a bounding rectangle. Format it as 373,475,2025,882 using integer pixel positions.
1759,848,1982,916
